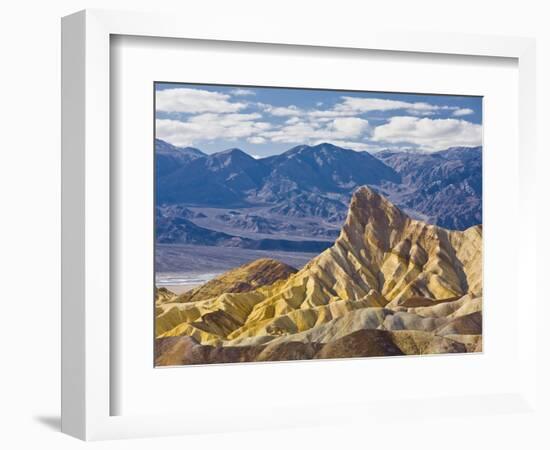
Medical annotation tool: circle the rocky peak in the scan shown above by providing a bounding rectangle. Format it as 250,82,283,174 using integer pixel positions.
345,186,408,231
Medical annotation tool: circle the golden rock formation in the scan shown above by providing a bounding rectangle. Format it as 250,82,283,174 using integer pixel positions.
155,287,176,304
174,258,297,304
155,186,482,365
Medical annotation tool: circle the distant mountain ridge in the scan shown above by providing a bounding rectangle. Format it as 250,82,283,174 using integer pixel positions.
155,139,206,177
260,143,401,194
156,141,400,205
158,146,269,206
155,139,482,235
156,213,332,252
376,146,482,229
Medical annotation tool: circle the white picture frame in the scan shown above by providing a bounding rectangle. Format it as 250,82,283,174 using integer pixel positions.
61,9,538,441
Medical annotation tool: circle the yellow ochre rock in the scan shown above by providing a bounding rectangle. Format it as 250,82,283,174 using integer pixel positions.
155,186,482,363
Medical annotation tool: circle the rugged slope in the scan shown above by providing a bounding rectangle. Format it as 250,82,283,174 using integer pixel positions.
155,213,332,252
155,287,176,303
157,148,271,205
156,142,400,213
377,146,482,229
155,187,482,364
155,142,481,232
155,139,205,177
259,143,401,197
173,258,297,304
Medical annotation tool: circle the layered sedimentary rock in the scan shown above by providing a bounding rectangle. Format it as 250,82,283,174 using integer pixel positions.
174,258,297,304
155,186,482,365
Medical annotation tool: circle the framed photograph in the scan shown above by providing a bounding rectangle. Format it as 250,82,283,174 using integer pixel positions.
153,82,484,367
62,9,538,441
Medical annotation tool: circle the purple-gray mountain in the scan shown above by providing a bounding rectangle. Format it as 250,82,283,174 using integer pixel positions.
376,147,482,230
155,139,481,247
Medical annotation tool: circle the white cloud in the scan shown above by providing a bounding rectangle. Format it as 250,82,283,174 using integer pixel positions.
330,117,370,137
156,113,272,147
285,117,301,125
372,116,482,151
156,88,246,113
155,90,479,153
335,97,448,115
307,109,350,118
247,136,267,144
230,88,256,96
261,117,370,146
312,140,381,152
304,98,447,119
452,108,475,117
261,104,303,116
259,97,466,123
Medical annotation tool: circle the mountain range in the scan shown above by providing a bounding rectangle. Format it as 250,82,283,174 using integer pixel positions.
155,139,482,248
376,146,482,230
156,140,401,208
155,139,205,178
155,187,482,365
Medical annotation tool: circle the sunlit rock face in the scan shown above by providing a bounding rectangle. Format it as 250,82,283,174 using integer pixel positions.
155,186,482,365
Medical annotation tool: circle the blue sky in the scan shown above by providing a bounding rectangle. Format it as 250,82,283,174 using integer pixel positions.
155,82,482,157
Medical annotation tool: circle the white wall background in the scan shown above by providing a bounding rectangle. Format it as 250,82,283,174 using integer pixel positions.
0,1,547,448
